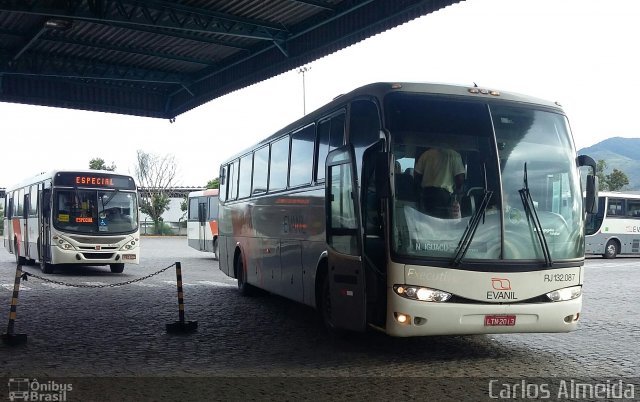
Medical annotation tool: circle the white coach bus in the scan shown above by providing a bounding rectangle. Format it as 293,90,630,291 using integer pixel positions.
585,191,640,258
187,189,220,259
3,170,140,273
217,82,598,337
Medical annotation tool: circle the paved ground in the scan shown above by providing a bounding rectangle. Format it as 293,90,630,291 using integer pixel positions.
0,237,638,401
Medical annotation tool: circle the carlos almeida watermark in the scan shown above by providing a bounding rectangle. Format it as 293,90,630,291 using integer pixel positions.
8,378,73,402
488,378,636,400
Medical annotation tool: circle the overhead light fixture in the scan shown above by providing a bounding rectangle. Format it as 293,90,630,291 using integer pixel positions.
45,19,72,31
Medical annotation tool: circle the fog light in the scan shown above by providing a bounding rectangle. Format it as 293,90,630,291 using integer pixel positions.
394,312,411,325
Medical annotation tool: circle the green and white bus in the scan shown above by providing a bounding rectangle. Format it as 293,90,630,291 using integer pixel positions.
585,191,640,258
217,82,597,337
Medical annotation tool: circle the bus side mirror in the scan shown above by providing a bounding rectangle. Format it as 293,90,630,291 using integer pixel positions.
375,152,390,199
585,175,598,214
578,155,598,215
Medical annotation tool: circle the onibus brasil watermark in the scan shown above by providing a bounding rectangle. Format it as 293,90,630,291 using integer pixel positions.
488,379,636,400
8,378,73,401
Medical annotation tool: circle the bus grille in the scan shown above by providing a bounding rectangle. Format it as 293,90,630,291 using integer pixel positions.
70,236,126,244
81,253,115,260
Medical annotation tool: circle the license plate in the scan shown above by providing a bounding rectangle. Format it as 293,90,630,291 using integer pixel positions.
484,315,516,326
122,254,136,260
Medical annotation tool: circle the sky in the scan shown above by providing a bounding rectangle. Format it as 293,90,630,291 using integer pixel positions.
1,0,639,188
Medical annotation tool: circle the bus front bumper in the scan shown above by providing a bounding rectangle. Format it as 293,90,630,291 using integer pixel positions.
384,292,582,337
51,245,139,266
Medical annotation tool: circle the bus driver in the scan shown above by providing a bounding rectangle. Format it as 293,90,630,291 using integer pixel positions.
414,147,465,218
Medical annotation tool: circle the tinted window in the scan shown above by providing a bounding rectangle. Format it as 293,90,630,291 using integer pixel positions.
269,136,289,191
208,197,219,219
253,146,269,195
350,100,381,176
238,154,253,198
219,165,228,203
608,198,624,216
627,199,640,217
188,197,199,220
228,160,238,200
316,112,345,181
29,186,38,216
289,125,315,187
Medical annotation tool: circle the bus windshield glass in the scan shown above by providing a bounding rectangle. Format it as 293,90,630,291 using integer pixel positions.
386,94,584,263
54,189,138,234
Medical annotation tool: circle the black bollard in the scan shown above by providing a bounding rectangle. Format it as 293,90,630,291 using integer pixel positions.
2,264,28,346
166,262,198,334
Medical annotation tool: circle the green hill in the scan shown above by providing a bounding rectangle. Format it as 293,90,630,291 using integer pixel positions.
578,137,640,190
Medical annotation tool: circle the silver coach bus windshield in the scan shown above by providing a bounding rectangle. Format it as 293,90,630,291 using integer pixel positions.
387,94,584,263
53,189,138,234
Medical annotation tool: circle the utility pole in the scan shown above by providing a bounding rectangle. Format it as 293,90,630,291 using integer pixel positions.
298,66,310,115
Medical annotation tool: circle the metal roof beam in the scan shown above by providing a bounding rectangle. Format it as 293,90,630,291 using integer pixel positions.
40,36,217,66
1,0,290,41
288,1,337,12
0,52,184,84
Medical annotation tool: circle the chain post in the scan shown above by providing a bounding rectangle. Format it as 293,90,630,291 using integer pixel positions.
166,261,198,334
2,264,28,346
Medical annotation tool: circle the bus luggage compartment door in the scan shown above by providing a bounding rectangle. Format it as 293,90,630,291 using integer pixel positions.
325,145,367,332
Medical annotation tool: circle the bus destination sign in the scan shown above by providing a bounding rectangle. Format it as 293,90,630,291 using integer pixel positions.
54,172,136,190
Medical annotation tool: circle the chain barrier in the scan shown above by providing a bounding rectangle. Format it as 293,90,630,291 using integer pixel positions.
20,263,177,289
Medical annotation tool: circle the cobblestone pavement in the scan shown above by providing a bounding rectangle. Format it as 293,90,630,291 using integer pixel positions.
0,237,638,401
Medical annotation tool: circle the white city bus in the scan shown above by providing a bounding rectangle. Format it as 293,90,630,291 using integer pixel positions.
187,189,220,259
3,170,140,273
217,82,598,337
585,191,640,258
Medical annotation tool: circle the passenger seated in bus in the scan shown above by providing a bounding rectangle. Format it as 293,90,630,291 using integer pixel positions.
413,147,465,218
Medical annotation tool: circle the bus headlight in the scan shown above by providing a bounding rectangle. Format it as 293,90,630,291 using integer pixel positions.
546,285,582,302
394,285,452,302
53,236,75,250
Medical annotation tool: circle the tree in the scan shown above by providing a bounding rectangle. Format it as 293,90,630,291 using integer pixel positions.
596,160,608,191
607,169,629,191
206,178,220,189
134,150,178,235
89,158,116,171
596,159,630,191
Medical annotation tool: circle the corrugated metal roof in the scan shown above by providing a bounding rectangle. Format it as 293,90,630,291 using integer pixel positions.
0,0,463,119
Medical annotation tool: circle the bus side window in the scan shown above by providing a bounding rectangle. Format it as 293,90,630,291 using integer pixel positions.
316,111,346,182
219,165,227,203
627,199,640,217
349,100,381,176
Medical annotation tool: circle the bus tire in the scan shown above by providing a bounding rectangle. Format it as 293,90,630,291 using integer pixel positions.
604,240,618,259
40,260,54,274
320,272,345,336
236,254,254,296
14,239,26,265
110,263,125,273
212,238,219,261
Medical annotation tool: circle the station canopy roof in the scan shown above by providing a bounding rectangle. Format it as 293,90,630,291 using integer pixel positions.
0,0,462,120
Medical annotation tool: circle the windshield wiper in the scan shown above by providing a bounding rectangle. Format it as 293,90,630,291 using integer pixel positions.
452,164,493,266
518,162,552,267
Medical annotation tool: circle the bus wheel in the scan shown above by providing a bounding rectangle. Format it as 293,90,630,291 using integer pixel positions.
212,239,219,261
13,239,26,265
110,263,125,273
40,260,54,274
604,240,618,259
236,256,254,296
320,274,342,335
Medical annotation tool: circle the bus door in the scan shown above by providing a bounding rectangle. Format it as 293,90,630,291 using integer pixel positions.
39,187,51,263
22,191,30,258
198,199,207,251
325,145,367,331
